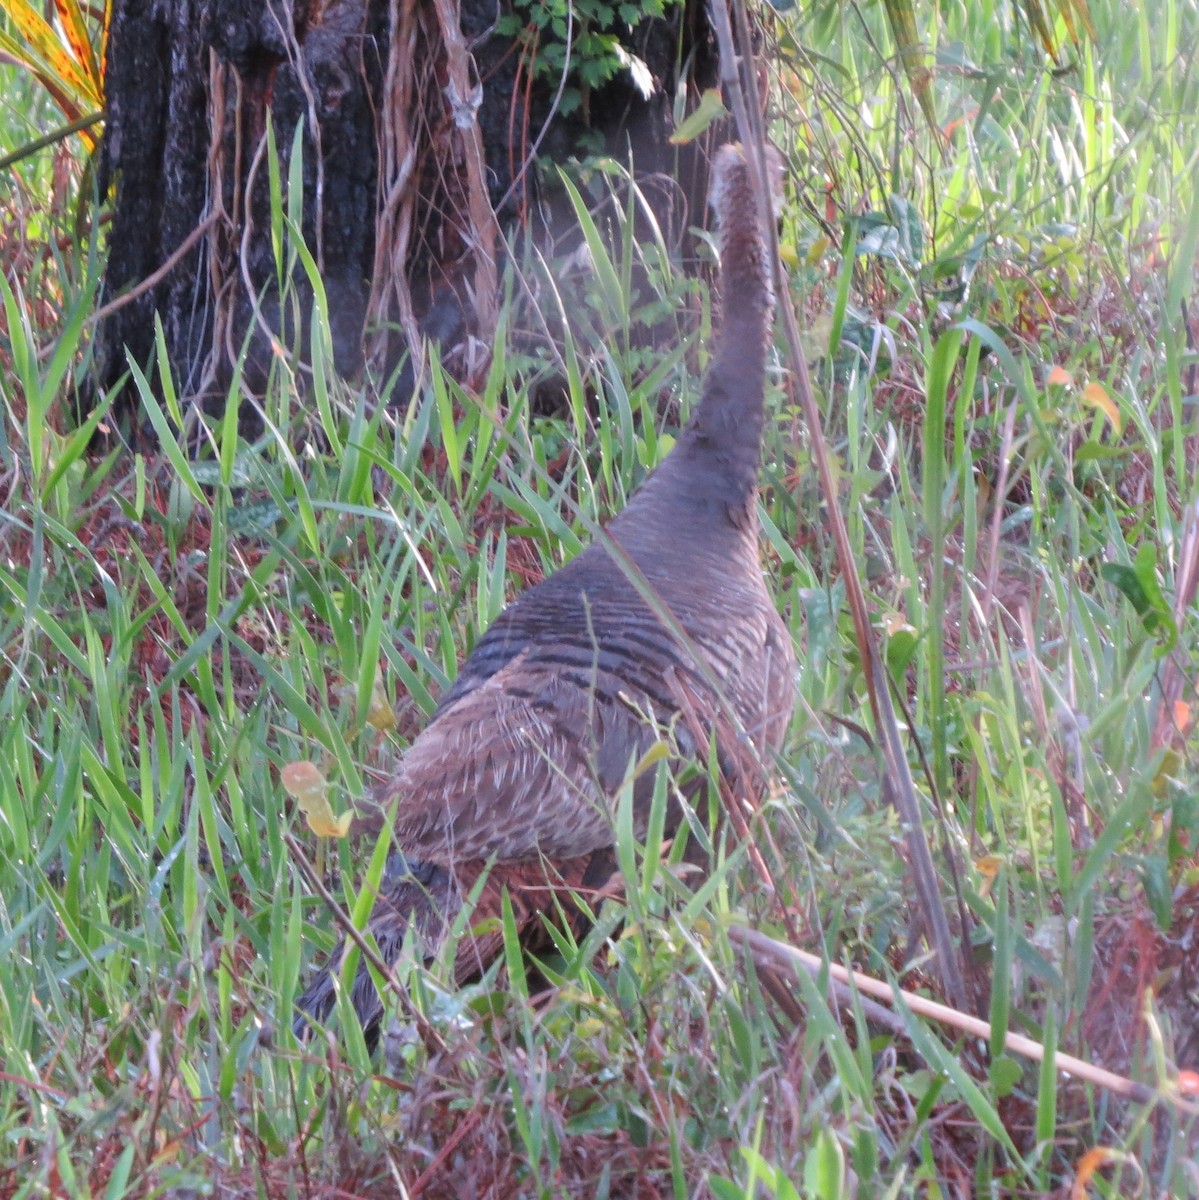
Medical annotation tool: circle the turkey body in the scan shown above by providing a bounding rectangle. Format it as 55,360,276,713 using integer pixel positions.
295,144,796,1039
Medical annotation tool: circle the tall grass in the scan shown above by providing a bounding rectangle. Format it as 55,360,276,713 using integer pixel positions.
1,0,1197,1193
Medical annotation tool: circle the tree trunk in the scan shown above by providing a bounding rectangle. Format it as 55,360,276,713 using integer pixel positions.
93,0,722,434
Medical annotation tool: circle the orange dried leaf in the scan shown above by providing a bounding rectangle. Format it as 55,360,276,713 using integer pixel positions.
975,853,1003,897
1071,1147,1132,1199
1047,365,1072,387
281,760,326,800
975,854,1003,880
1081,381,1123,435
152,1139,182,1165
942,109,978,139
1173,700,1190,733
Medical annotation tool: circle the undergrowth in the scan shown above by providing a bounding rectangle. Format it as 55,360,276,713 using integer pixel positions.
1,0,1198,1195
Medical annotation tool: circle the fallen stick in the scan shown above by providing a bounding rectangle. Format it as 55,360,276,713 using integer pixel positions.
727,924,1197,1111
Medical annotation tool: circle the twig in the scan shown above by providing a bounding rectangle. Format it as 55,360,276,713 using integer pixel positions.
728,925,1185,1109
87,213,220,326
432,0,500,339
409,1109,483,1197
1152,496,1199,753
713,0,970,1014
0,1070,69,1100
754,954,910,1039
284,831,451,1059
0,110,102,171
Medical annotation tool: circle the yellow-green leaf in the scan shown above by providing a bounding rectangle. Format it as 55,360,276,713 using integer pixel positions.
632,740,672,778
0,0,107,148
670,89,728,145
365,682,397,731
281,761,353,838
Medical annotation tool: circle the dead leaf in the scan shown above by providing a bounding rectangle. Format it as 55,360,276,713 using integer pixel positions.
1071,1146,1136,1199
281,761,353,838
1081,381,1123,435
975,854,1003,898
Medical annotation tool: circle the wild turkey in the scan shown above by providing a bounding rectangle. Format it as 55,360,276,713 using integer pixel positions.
295,143,795,1038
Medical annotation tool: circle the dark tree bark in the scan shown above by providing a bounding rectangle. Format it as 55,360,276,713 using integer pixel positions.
93,0,723,432
96,0,211,408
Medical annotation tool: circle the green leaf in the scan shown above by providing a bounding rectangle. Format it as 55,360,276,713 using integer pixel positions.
1137,855,1173,930
804,1128,847,1200
1099,563,1151,614
885,625,919,678
1099,542,1177,653
708,1177,745,1200
566,1102,621,1135
988,1055,1023,1098
670,89,729,145
1033,1005,1058,1160
888,195,924,266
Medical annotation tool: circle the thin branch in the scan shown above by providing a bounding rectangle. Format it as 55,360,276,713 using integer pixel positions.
491,2,574,219
285,831,451,1059
0,110,102,171
728,925,1195,1111
87,213,220,326
712,0,971,1013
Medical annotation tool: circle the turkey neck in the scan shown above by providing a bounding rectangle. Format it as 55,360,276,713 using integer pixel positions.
613,151,775,553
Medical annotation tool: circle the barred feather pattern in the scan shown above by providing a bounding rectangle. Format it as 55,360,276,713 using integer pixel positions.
295,145,795,1042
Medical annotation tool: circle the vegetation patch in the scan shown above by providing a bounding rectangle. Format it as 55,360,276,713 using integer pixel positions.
1,0,1197,1195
